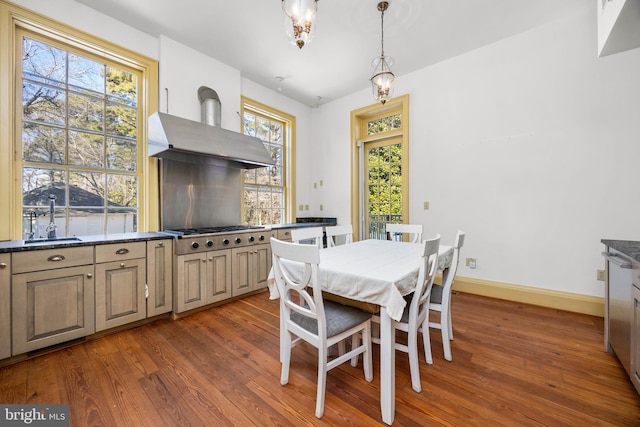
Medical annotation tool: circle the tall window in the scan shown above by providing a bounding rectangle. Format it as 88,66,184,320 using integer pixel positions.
0,0,158,241
20,34,140,238
241,97,295,225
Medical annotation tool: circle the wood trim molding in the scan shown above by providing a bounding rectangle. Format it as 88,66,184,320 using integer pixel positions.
451,276,604,317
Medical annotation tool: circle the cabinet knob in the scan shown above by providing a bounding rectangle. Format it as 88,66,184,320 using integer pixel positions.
120,262,125,268
0,262,6,269
159,241,164,246
202,258,207,263
87,273,93,279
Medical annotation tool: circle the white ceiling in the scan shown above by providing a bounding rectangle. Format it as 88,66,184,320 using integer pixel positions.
75,0,590,107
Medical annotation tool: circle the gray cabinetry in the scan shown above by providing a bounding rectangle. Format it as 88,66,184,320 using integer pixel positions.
231,243,271,297
12,247,95,355
147,239,173,316
95,242,146,332
0,254,10,359
175,249,232,312
631,264,640,394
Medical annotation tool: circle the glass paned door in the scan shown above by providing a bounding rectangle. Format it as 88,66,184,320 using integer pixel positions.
364,137,403,239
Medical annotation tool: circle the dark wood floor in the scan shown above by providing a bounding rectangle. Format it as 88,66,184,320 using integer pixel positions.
1,290,639,426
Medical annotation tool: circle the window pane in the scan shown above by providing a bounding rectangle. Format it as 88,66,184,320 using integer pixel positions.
23,82,66,125
106,103,136,138
107,208,137,233
22,37,66,85
269,122,282,144
244,169,256,185
68,53,105,94
255,167,269,185
243,186,258,224
69,171,104,206
107,137,137,171
68,92,103,131
107,174,137,208
22,123,66,164
69,208,104,236
22,167,66,206
243,112,256,136
68,131,104,168
256,116,269,141
106,67,137,105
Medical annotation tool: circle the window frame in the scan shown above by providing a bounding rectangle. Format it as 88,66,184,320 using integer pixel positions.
0,1,159,240
240,96,296,225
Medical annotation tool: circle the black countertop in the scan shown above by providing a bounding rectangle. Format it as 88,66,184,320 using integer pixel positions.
0,232,171,254
602,239,640,262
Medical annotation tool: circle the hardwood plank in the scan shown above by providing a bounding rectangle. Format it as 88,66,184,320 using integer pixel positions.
0,290,638,426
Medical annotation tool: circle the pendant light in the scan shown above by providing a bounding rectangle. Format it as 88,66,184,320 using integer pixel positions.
282,0,319,49
370,1,395,104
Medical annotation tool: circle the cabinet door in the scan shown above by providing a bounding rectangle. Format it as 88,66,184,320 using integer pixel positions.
147,240,173,317
175,253,207,313
95,258,146,332
632,285,640,394
206,249,232,304
232,247,253,296
254,243,271,290
0,254,10,359
12,265,95,355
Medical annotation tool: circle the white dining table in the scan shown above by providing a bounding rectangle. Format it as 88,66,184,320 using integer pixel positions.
268,238,453,425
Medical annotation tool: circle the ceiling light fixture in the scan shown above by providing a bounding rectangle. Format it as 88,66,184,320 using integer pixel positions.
370,1,395,105
282,0,319,49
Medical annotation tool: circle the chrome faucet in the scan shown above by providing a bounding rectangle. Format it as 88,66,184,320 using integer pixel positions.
45,194,57,239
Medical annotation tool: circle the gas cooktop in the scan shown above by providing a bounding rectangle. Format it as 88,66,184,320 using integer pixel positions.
163,225,264,237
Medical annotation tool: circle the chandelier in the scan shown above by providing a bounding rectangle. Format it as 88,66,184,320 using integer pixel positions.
370,1,395,104
282,0,319,49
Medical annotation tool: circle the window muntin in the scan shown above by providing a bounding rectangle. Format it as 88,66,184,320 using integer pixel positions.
20,35,140,239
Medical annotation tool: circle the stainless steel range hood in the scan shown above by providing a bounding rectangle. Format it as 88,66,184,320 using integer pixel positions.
147,111,274,169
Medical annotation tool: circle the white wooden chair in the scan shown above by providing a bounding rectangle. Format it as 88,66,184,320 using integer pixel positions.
270,237,373,418
426,230,465,362
325,224,353,247
385,223,423,243
370,234,440,393
291,226,324,248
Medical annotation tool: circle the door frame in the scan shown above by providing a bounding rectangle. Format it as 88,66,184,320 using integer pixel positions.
350,94,409,240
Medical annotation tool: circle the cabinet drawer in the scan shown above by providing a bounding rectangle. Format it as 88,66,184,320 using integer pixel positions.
96,242,146,263
12,246,94,274
277,229,292,241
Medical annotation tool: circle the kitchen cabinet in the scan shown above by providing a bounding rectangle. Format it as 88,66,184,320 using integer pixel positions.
147,239,173,316
597,0,640,57
175,249,232,313
631,265,640,394
95,242,146,332
231,243,271,297
0,254,10,359
12,246,94,355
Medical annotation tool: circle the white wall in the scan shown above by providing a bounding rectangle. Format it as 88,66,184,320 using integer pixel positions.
313,5,640,298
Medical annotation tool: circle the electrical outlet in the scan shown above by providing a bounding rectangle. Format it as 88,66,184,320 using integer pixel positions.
320,179,323,186
299,204,304,211
423,201,429,210
466,258,476,269
304,204,309,210
320,204,323,211
314,182,317,189
597,269,606,281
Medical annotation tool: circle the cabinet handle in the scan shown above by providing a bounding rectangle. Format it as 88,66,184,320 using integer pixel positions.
120,262,126,268
47,255,65,262
116,248,130,255
0,262,6,269
158,241,164,246
87,273,93,279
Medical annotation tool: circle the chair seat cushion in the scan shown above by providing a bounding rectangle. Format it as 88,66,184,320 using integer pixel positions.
431,284,444,304
291,300,372,338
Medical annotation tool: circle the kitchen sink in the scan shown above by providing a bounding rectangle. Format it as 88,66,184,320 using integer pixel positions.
24,236,82,244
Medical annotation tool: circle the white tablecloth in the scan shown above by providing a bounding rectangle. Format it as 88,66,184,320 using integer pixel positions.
268,239,453,322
